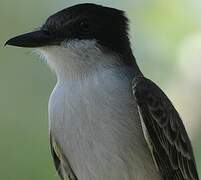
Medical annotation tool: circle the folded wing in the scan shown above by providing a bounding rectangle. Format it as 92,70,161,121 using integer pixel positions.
132,76,199,180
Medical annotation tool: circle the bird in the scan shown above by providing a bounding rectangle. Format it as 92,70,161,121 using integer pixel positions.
5,3,199,180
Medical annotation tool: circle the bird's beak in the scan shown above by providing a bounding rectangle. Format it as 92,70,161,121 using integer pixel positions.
5,30,56,48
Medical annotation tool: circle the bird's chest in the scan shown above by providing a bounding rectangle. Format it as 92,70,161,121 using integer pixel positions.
48,77,154,180
49,77,136,151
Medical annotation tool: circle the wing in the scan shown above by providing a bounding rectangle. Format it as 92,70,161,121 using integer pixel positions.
132,76,199,180
50,133,78,180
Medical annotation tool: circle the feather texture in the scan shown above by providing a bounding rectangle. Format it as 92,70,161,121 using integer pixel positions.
45,40,161,180
132,76,199,180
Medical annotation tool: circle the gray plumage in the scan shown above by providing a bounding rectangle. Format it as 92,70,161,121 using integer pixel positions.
47,42,161,180
5,3,199,180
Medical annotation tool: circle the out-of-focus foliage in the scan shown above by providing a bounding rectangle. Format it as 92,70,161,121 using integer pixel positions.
0,0,201,179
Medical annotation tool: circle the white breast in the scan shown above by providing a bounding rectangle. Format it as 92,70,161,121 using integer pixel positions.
40,40,161,180
49,74,161,180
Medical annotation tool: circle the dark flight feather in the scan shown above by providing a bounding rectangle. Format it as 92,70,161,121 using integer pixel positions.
132,76,199,180
50,134,78,180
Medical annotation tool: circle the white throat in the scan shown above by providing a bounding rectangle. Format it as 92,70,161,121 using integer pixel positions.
38,39,123,82
42,39,156,180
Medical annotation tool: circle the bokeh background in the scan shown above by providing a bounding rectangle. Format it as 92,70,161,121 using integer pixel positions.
1,0,201,179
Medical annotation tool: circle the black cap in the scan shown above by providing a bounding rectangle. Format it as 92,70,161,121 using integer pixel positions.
6,3,135,64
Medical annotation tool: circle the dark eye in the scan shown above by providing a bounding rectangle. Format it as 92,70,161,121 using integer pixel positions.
41,25,52,35
79,19,90,31
43,29,51,35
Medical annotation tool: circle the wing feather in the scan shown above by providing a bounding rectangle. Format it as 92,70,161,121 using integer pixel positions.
132,76,199,180
50,133,78,180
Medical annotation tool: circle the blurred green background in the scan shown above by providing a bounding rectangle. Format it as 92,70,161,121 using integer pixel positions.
1,0,201,179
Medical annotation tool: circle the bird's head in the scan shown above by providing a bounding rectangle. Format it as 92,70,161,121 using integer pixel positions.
6,4,135,78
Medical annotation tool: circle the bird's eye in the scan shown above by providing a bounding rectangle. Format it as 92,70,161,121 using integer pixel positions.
43,29,51,35
79,19,90,32
41,26,52,35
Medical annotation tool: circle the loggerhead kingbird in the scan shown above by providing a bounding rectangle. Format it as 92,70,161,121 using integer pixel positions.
6,3,199,180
